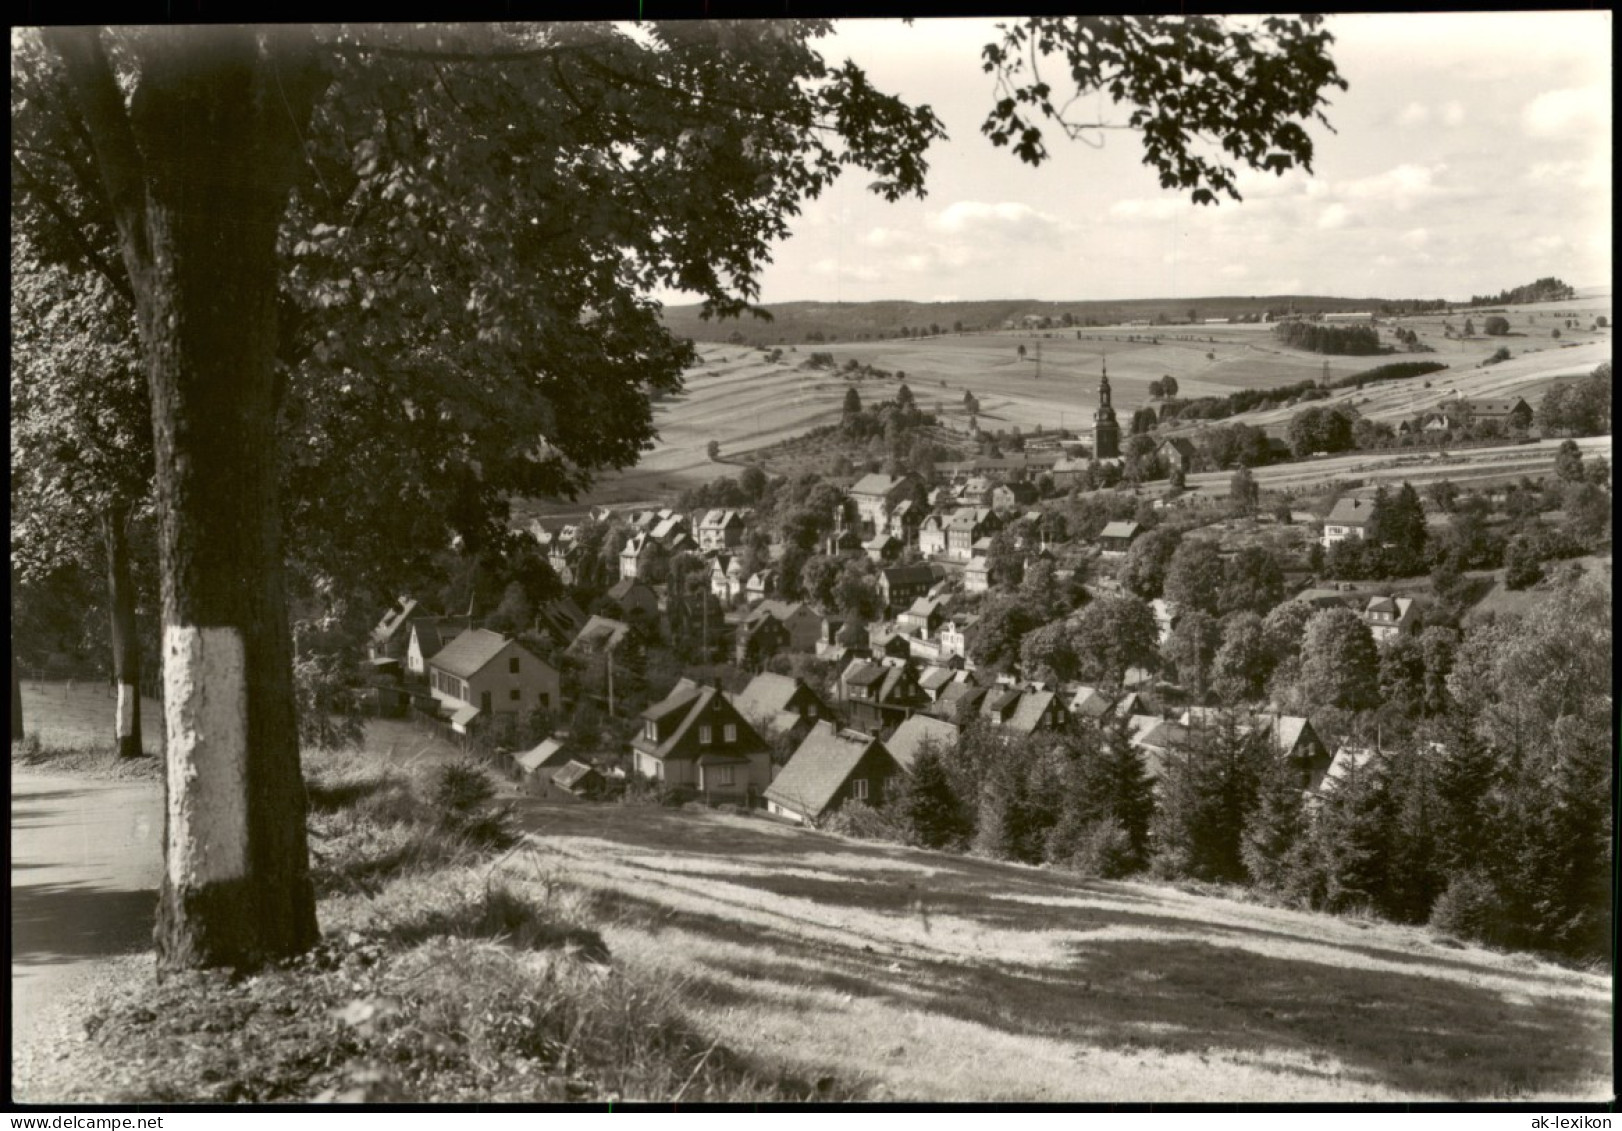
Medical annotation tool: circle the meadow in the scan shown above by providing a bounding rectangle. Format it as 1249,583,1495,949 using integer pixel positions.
512,800,1613,1102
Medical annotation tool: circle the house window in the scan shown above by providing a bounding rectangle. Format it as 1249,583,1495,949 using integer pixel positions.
807,704,818,719
509,657,520,674
851,778,868,801
716,765,735,787
540,693,551,708
699,725,712,745
510,689,521,701
723,723,736,743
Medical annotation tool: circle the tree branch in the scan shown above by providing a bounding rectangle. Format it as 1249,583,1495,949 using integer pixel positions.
40,27,154,278
12,154,137,309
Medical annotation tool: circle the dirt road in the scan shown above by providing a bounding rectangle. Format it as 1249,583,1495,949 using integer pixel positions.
10,771,162,1053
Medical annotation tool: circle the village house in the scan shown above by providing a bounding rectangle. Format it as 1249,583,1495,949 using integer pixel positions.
630,678,773,805
862,532,903,565
1097,520,1143,557
764,722,906,824
897,595,947,639
551,760,608,799
547,541,584,586
945,508,1000,561
567,614,629,654
1322,497,1372,548
729,671,833,747
428,628,560,733
888,498,924,546
533,597,588,650
604,578,659,622
938,613,977,662
1362,595,1418,642
926,679,988,725
696,508,746,551
848,472,921,536
963,555,992,594
512,736,571,794
709,554,747,604
991,481,1039,514
649,511,689,546
1155,437,1198,476
877,562,940,614
618,532,659,581
406,617,468,679
917,512,950,557
734,613,790,670
1457,397,1533,431
768,600,825,653
884,713,960,772
915,664,961,702
746,569,777,603
368,597,419,661
839,659,928,734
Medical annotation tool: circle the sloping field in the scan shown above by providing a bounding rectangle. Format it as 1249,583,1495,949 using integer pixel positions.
542,292,1609,513
513,802,1612,1103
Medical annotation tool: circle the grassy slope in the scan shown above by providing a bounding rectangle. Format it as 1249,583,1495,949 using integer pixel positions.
516,801,1612,1103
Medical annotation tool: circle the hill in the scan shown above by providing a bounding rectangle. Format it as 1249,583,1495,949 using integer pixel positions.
516,290,1610,518
661,295,1405,347
517,800,1610,1102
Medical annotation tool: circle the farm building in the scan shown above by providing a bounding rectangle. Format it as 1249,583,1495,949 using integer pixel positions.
884,714,960,772
1362,595,1418,642
839,659,928,734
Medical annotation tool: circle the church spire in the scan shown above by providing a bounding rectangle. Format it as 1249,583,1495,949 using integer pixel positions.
1099,356,1112,409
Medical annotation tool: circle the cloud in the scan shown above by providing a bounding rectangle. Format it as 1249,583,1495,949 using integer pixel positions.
929,200,1061,241
1397,102,1430,127
1440,101,1466,127
1338,163,1453,211
1107,197,1184,221
1525,157,1609,190
1522,86,1608,139
1317,203,1354,230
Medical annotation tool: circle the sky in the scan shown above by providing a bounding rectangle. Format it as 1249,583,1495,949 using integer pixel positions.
661,12,1612,306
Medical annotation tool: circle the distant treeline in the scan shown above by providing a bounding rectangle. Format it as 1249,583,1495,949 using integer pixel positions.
1156,361,1449,424
1272,321,1382,355
1467,277,1576,308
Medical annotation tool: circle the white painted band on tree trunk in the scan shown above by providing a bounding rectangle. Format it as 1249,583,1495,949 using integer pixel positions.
164,625,249,888
116,682,137,739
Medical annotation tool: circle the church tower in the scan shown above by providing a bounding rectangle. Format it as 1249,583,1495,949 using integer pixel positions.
1092,357,1121,460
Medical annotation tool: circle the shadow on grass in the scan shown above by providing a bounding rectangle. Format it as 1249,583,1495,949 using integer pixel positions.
304,775,393,814
534,801,1611,1100
603,888,1609,1100
528,802,1588,988
11,882,155,964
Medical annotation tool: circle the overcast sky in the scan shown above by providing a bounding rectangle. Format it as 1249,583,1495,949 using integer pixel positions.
664,12,1611,306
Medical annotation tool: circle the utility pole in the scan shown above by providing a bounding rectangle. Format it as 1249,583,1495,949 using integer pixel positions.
1034,340,1042,381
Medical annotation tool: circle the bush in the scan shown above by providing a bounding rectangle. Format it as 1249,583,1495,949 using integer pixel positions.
1049,819,1138,879
1483,316,1510,336
1429,871,1505,947
431,760,517,849
820,800,906,843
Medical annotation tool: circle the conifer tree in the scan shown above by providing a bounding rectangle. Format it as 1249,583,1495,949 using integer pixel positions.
895,739,971,850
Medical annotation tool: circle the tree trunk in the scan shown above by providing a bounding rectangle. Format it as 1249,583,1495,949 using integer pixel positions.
102,503,143,759
49,27,330,971
11,563,22,743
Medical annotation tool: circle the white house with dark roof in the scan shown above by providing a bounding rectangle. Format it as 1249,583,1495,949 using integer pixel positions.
696,508,745,551
765,722,904,824
917,512,950,557
428,628,559,731
1322,497,1372,548
1362,595,1417,642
